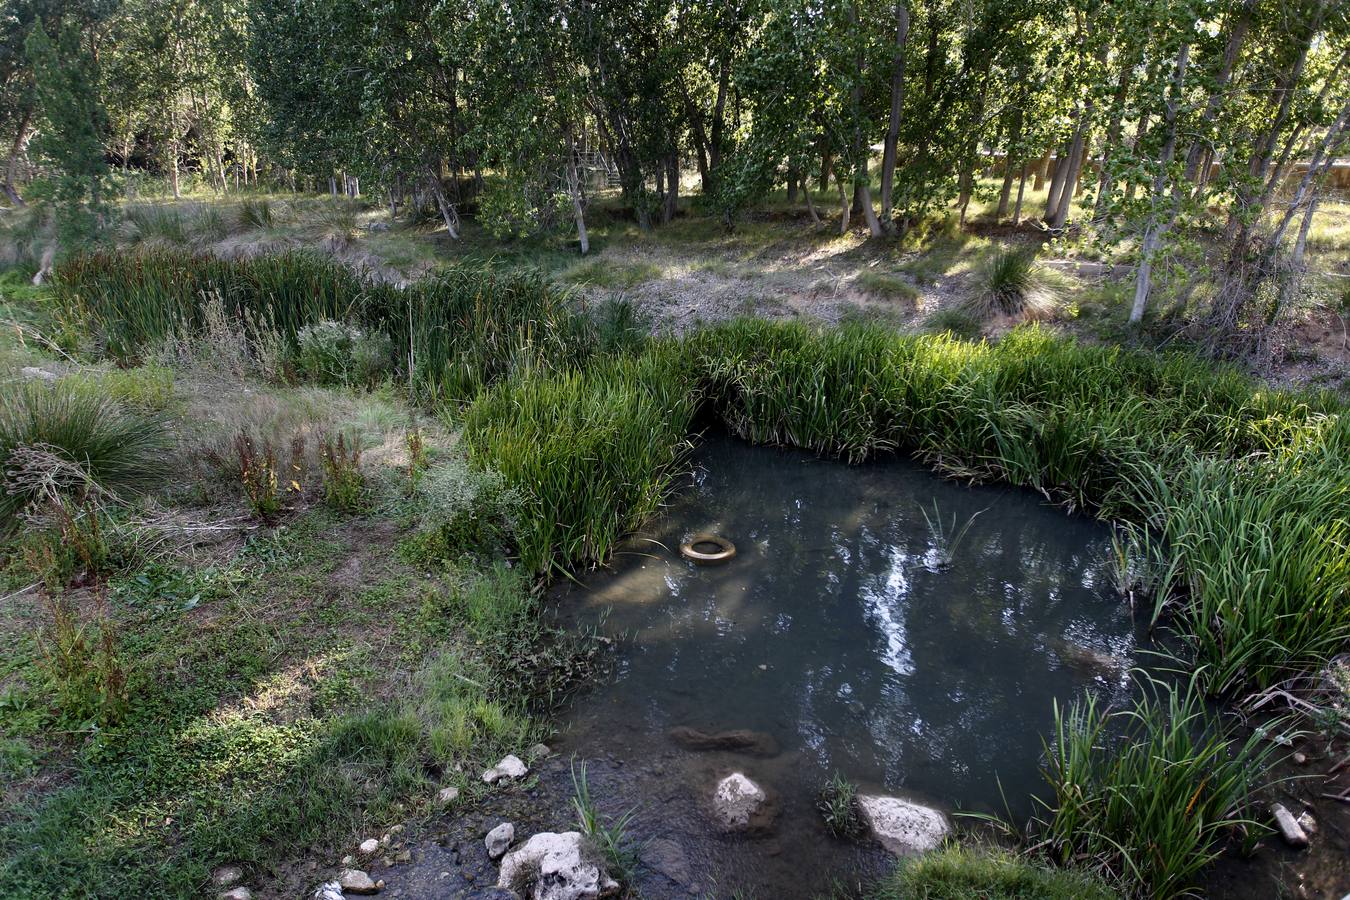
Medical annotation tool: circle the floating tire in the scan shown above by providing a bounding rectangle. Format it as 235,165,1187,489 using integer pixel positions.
680,532,736,565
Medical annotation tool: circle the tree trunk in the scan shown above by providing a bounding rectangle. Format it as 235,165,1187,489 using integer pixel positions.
819,149,833,192
566,133,590,254
837,177,851,235
1182,0,1254,182
1012,164,1029,223
2,108,31,207
878,1,911,234
662,153,679,225
1292,195,1318,268
786,171,799,204
1043,149,1068,219
426,171,460,240
1130,44,1191,324
803,178,821,224
1050,128,1087,228
847,1,883,238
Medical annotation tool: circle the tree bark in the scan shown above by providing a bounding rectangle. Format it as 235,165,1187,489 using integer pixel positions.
878,1,911,234
566,133,590,254
1130,44,1191,324
4,107,33,207
1012,164,1029,223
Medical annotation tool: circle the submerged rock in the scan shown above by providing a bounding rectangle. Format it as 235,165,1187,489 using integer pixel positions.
712,772,774,832
857,794,950,856
483,754,530,784
669,726,779,757
496,831,619,900
486,821,516,860
643,837,691,886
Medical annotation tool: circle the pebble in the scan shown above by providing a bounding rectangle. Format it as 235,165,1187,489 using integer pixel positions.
485,821,515,860
1271,803,1310,848
218,889,252,900
436,786,460,805
338,868,384,894
359,838,380,855
1297,810,1318,836
211,865,244,888
1293,751,1308,765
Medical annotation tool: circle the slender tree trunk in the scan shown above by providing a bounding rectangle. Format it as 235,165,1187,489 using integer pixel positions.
566,133,590,254
426,170,460,240
1012,164,1029,223
1130,44,1191,324
1044,149,1068,219
837,177,851,235
803,178,821,224
662,153,679,225
1292,195,1318,268
1182,0,1254,182
878,1,911,234
819,149,833,192
2,108,31,207
1031,149,1051,191
847,1,883,238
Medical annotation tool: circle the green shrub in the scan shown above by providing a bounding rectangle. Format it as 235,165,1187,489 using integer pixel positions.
400,457,520,566
924,307,981,339
965,247,1060,318
319,432,365,513
0,382,171,525
876,846,1118,900
1035,675,1276,898
462,345,700,573
294,320,392,385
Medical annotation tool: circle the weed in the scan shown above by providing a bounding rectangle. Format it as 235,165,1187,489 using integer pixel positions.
405,427,428,495
319,432,365,513
37,594,130,727
919,501,984,572
816,772,865,839
234,431,282,519
237,198,274,230
572,759,641,886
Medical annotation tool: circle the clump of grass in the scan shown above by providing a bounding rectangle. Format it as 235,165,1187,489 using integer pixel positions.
123,204,187,246
924,307,982,339
876,846,1119,900
61,364,175,411
816,772,865,839
857,270,920,303
237,198,274,230
0,382,171,525
965,247,1060,318
462,346,699,573
561,258,662,290
572,759,641,886
1034,674,1277,898
233,431,283,519
36,593,129,727
919,501,984,571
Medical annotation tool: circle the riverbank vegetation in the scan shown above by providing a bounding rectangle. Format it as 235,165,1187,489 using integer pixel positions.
0,249,1341,896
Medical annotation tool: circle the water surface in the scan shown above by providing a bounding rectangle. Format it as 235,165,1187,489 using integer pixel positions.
554,435,1148,895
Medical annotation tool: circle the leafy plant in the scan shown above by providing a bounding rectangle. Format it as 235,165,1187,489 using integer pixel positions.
572,758,641,886
234,431,282,519
816,772,865,839
319,432,364,513
37,595,130,727
294,320,392,385
1035,673,1277,898
877,846,1119,900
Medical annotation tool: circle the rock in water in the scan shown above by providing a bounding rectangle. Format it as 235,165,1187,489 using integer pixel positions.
338,868,383,894
483,754,529,784
643,838,691,886
668,726,779,757
712,772,773,831
312,882,344,900
857,795,950,856
1271,803,1310,848
486,821,516,860
496,831,619,900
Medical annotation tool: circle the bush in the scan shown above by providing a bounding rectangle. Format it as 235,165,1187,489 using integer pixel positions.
965,247,1060,318
0,382,171,525
876,846,1118,900
1035,675,1276,898
400,457,521,566
294,320,392,385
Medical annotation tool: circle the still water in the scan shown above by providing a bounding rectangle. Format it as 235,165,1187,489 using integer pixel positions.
553,435,1148,895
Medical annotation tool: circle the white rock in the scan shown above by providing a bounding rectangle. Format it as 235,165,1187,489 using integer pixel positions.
1271,803,1309,848
483,753,529,784
358,838,380,855
486,821,516,860
211,865,244,888
436,785,460,805
338,868,383,894
312,881,344,900
712,772,769,831
497,831,618,900
857,794,951,856
218,889,252,900
20,366,58,382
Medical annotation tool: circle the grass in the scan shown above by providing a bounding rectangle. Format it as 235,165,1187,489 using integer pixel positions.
857,270,921,302
875,846,1119,900
0,381,172,524
560,257,662,290
965,247,1060,318
1034,674,1277,897
816,772,865,839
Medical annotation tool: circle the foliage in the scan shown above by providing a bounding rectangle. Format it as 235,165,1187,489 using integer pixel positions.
294,320,392,386
401,457,520,567
461,346,700,574
233,431,283,519
816,772,865,839
1034,675,1276,898
875,846,1119,900
318,431,364,513
0,381,170,525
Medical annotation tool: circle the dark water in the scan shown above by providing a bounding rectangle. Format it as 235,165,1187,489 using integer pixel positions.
553,436,1149,896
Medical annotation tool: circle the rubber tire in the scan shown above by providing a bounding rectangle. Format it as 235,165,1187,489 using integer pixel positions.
680,532,736,565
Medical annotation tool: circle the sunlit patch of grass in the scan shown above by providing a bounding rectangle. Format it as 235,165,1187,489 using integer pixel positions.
560,257,663,290
857,269,920,302
875,845,1119,900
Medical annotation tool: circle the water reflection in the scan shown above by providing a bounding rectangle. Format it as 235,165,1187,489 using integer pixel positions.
554,435,1148,892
